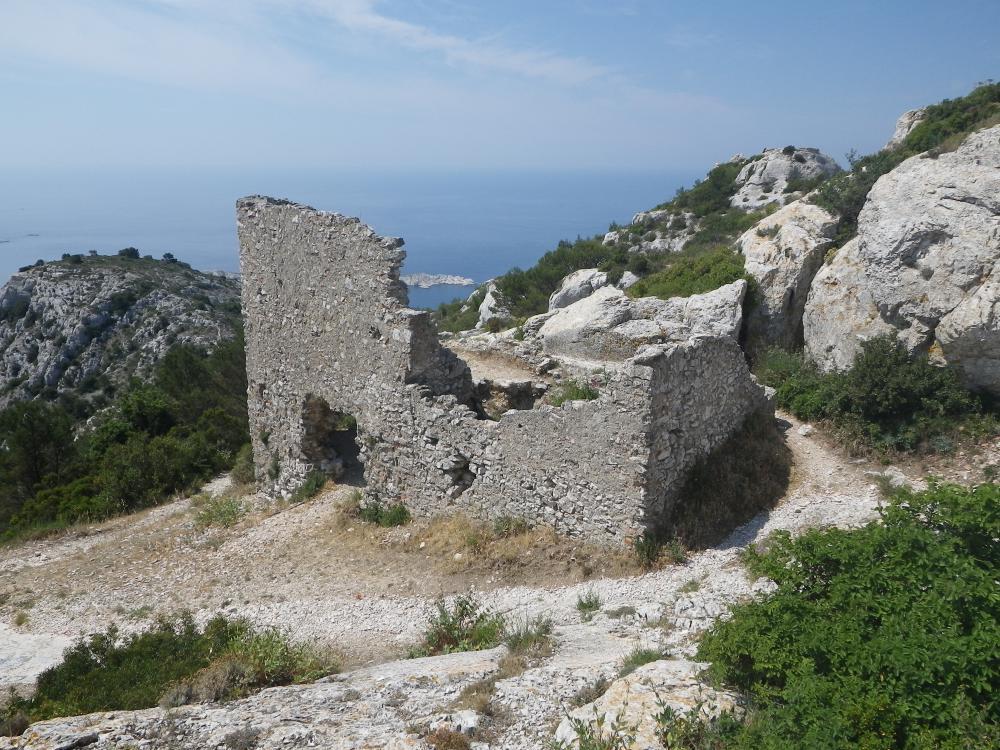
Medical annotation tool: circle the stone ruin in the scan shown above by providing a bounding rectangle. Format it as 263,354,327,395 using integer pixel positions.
238,196,773,545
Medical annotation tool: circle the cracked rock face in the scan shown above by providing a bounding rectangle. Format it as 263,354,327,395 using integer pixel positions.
803,125,1000,392
885,107,927,150
730,147,841,211
538,282,746,363
0,259,241,408
548,269,610,311
737,200,839,348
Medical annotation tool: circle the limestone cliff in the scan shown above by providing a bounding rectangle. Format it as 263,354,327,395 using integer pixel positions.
0,256,241,407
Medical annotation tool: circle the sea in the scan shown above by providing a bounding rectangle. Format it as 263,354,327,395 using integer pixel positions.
0,169,692,309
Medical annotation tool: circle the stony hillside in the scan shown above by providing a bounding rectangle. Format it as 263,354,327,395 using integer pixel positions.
0,255,241,408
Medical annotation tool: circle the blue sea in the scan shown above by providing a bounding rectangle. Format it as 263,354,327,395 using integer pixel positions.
0,169,691,309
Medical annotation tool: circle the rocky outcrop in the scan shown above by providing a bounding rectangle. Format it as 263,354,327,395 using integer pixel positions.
803,125,1000,390
0,258,241,407
737,200,839,347
477,281,510,328
538,283,746,363
401,273,475,288
549,269,609,311
554,659,741,749
885,107,927,150
730,147,841,210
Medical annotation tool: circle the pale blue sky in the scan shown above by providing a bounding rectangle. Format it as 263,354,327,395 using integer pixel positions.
0,0,997,172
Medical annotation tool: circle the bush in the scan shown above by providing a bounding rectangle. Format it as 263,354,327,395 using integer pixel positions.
549,379,600,407
1,614,335,731
754,337,986,452
411,595,507,657
358,499,411,527
289,470,327,503
231,444,255,485
576,589,602,620
618,646,664,677
696,482,1000,748
627,247,749,301
117,247,141,259
194,493,245,529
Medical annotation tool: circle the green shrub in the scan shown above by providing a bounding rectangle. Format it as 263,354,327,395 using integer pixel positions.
289,470,327,503
504,614,553,655
231,444,255,485
549,379,599,407
696,481,1000,749
618,646,664,677
576,589,602,620
1,614,335,731
411,595,507,657
654,700,743,749
194,493,245,529
754,337,986,452
358,499,411,527
627,247,748,300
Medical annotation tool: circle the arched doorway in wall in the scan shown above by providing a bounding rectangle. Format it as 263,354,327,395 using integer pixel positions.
301,395,364,484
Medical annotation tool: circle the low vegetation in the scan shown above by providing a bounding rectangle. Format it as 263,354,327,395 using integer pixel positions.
617,646,664,678
576,589,602,621
0,334,250,542
410,595,508,657
754,335,994,453
1,614,336,733
358,498,412,527
548,379,600,407
692,481,999,748
625,247,750,301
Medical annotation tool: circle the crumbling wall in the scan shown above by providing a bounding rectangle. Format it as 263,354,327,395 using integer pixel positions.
239,196,772,544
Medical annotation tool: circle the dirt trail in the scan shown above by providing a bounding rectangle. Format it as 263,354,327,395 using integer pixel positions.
0,413,914,692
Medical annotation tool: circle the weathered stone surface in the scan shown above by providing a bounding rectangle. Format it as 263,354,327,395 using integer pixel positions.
554,660,741,750
548,269,609,311
617,271,640,289
803,126,1000,388
737,200,838,347
730,147,841,210
538,283,746,363
238,197,770,543
0,260,240,407
477,281,510,328
885,107,927,150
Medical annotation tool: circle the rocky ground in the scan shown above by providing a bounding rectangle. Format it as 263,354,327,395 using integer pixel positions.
1,412,972,749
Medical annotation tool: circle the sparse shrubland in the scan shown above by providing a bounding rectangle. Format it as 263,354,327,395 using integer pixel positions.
0,333,250,542
754,335,994,453
1,613,336,733
548,379,600,406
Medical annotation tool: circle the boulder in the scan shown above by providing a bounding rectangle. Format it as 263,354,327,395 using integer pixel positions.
538,282,746,362
548,268,610,311
885,107,927,150
617,271,640,289
803,125,1000,390
737,200,839,347
476,281,510,329
730,147,841,210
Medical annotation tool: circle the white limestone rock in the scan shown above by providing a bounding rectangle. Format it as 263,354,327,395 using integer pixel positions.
554,660,741,750
548,269,610,311
538,282,746,362
737,199,839,346
476,281,511,329
885,107,927,150
617,271,640,289
730,147,841,210
803,125,1000,390
602,230,621,245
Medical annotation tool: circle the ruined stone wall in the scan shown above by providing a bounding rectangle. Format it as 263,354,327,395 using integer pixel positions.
239,196,771,544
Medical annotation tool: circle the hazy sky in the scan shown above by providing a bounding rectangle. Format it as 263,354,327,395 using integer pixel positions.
1,0,997,172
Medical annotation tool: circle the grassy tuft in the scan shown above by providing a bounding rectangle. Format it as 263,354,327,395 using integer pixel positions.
410,595,507,657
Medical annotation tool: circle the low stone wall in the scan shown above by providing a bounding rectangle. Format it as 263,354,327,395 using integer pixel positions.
238,196,771,544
